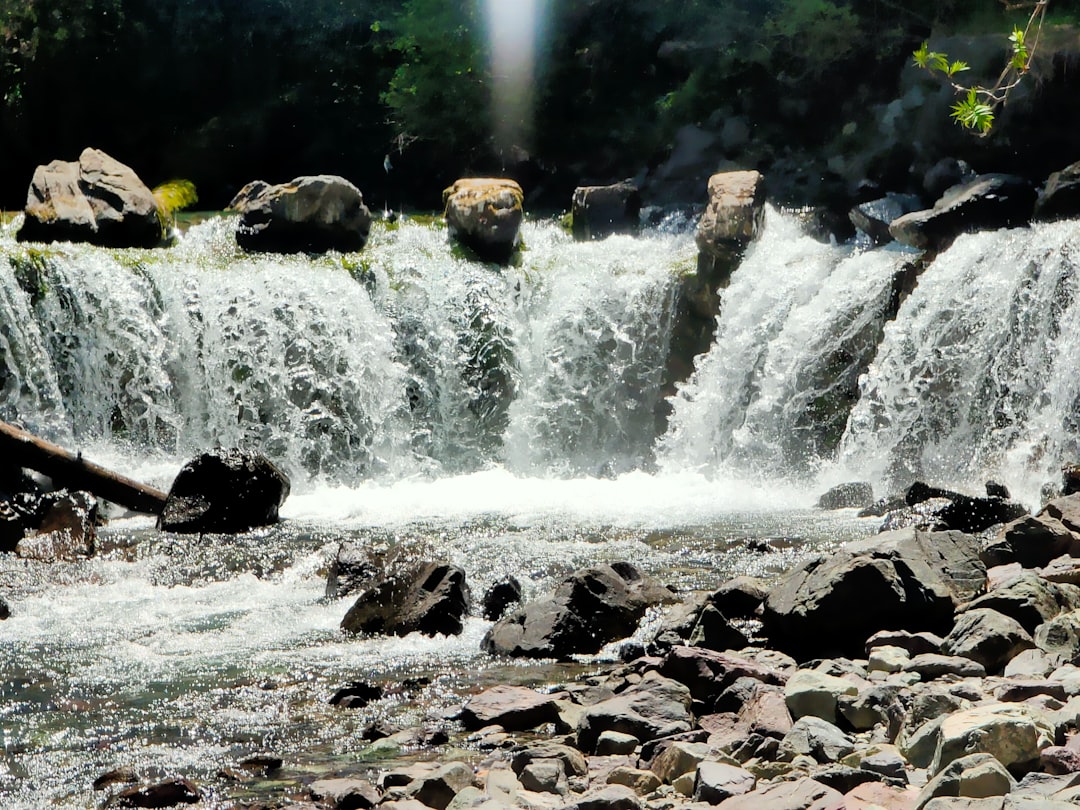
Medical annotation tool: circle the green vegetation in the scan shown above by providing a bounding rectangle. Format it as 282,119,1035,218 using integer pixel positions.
152,179,199,236
913,1,1050,133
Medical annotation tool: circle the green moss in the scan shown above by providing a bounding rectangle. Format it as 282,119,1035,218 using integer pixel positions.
9,248,53,305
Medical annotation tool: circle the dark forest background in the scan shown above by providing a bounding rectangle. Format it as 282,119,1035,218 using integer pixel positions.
2,0,1078,211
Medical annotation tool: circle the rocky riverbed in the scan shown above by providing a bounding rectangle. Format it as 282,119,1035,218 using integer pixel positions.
47,479,1080,810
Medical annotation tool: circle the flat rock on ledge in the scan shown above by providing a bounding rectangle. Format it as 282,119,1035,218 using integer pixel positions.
442,177,524,264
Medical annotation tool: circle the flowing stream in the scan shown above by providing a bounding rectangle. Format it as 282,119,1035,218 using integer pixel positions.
3,209,1080,806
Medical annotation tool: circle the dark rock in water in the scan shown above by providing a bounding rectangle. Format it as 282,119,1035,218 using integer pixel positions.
985,480,1011,499
571,182,641,240
235,175,372,254
761,528,984,659
889,173,1037,252
329,681,384,708
0,596,9,620
0,500,26,552
326,542,382,599
983,496,1080,568
481,562,677,659
341,560,471,637
16,489,98,561
17,147,163,248
482,576,522,621
709,576,769,620
227,180,270,212
158,448,290,534
443,177,524,264
857,495,906,518
817,482,874,511
93,765,139,790
688,604,750,651
898,481,1028,533
113,777,200,807
1035,160,1080,221
1063,465,1080,496
848,195,921,246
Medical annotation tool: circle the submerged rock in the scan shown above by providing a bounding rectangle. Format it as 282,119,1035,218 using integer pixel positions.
694,170,765,287
481,562,677,659
0,595,9,620
482,576,523,621
16,489,98,561
235,174,372,254
571,182,642,240
157,448,290,534
17,147,163,248
443,177,524,264
112,777,201,807
817,482,875,511
341,560,471,638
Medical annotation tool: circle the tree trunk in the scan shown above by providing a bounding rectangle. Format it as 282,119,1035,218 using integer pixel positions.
0,421,167,514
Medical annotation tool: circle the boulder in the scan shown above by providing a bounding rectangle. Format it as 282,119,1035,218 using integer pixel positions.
984,510,1080,569
709,576,769,619
157,448,290,534
903,653,987,679
1034,609,1080,663
940,608,1036,674
459,685,564,732
889,174,1037,252
656,645,790,708
784,669,859,724
903,481,1028,534
481,563,676,659
15,489,97,561
1035,160,1080,221
17,147,163,248
916,753,1016,808
695,170,766,284
308,777,380,809
817,482,875,511
235,174,372,254
112,777,201,807
777,716,856,764
481,576,522,621
443,178,524,264
960,574,1080,634
687,604,751,651
848,195,921,247
762,528,985,659
403,762,475,810
704,776,845,810
650,740,711,783
693,761,756,803
341,560,470,638
929,703,1056,775
576,671,692,752
511,741,588,778
571,182,641,240
326,541,382,599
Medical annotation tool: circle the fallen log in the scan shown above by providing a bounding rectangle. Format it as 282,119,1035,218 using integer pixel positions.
0,421,167,515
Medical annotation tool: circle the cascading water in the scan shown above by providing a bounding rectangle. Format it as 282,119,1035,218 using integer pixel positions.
658,209,913,480
835,219,1080,503
9,203,1080,808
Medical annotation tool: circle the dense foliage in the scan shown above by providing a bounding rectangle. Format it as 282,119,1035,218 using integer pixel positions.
2,0,1078,210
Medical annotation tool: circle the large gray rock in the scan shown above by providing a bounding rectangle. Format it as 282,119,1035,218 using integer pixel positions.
571,182,641,240
693,761,756,804
762,528,985,659
889,174,1037,251
234,175,372,254
777,716,856,764
916,753,1016,808
157,448,290,534
984,504,1080,569
959,573,1080,634
481,563,676,659
929,703,1056,775
941,608,1036,674
18,147,163,247
459,685,564,732
704,776,844,810
1034,609,1080,663
442,178,523,264
341,560,470,638
656,645,790,708
577,671,692,753
1035,160,1080,221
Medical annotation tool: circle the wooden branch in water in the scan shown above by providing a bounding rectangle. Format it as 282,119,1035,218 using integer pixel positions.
0,421,167,515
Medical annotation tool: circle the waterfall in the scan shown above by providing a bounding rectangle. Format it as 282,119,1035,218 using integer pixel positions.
0,216,694,484
658,209,912,480
835,219,1080,502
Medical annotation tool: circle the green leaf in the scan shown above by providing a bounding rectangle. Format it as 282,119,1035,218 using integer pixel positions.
912,42,930,68
947,60,969,77
930,53,950,73
950,89,994,133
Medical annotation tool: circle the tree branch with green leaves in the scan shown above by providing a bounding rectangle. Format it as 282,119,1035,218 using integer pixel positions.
913,0,1049,134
